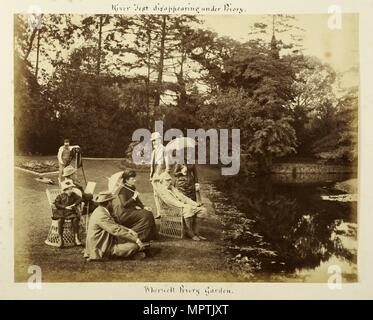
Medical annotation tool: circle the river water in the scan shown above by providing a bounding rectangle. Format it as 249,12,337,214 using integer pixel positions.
206,172,357,282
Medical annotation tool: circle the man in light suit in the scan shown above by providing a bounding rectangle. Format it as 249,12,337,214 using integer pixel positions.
157,172,207,241
150,132,169,218
150,132,167,181
57,138,80,183
85,191,146,261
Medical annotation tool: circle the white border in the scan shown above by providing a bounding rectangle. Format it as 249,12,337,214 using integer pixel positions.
1,0,373,300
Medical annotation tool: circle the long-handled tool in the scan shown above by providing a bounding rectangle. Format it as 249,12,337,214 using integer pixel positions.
74,148,87,186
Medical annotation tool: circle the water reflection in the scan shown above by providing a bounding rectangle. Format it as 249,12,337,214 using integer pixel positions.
210,173,357,281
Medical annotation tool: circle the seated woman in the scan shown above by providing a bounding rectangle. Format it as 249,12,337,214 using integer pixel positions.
112,170,158,242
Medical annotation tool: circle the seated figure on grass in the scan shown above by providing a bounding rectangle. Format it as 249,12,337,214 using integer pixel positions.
52,180,82,248
84,191,147,261
157,172,207,241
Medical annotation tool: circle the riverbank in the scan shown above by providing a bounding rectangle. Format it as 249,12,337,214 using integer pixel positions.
14,155,358,282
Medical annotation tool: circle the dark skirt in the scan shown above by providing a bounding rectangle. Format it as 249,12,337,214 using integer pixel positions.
52,208,79,220
175,177,196,201
116,209,158,242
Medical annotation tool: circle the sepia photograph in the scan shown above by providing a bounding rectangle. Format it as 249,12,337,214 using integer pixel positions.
12,8,359,285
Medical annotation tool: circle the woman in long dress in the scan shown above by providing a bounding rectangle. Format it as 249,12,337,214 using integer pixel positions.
112,170,158,242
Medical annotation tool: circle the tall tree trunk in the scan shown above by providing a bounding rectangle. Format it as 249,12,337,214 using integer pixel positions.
146,30,151,128
176,50,187,109
154,15,167,108
97,15,103,75
24,14,44,61
24,27,37,61
35,28,41,80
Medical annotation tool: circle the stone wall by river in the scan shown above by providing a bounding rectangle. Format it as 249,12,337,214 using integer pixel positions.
270,162,356,175
267,163,356,184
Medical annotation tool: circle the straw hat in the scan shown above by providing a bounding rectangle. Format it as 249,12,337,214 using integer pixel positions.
63,165,77,177
94,191,116,203
61,179,75,191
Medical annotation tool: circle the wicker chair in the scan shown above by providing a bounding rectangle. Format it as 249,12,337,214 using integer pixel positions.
158,196,184,239
45,189,76,247
45,188,88,247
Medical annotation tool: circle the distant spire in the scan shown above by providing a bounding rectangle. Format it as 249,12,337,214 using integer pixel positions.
270,15,279,59
271,34,277,49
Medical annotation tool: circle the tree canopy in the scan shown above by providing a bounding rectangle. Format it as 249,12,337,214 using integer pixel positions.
14,14,357,170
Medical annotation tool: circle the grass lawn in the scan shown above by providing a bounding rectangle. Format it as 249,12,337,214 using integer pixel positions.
14,157,241,282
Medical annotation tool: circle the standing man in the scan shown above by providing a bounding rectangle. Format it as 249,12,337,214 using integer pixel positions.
85,191,146,261
57,139,79,183
150,132,169,218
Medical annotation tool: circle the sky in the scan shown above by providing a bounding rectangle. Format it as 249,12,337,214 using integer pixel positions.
27,13,359,92
201,13,359,89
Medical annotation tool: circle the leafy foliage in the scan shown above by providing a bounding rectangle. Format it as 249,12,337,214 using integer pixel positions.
310,88,358,162
197,41,298,172
14,13,357,165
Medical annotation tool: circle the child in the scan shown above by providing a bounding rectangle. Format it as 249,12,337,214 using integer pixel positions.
53,180,82,248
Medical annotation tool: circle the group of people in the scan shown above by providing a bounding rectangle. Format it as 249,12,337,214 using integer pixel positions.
52,133,208,261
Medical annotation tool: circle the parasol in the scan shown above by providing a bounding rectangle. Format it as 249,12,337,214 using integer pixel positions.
107,171,139,195
165,137,196,153
107,171,124,194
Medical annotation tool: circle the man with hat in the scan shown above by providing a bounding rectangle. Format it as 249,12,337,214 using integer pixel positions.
150,132,169,218
57,139,80,183
85,191,146,261
53,180,83,248
150,132,165,181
